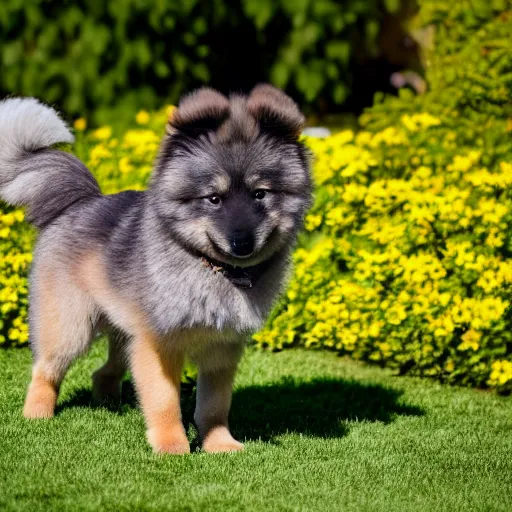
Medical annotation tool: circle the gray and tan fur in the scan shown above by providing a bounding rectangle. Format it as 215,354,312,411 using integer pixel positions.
0,85,311,454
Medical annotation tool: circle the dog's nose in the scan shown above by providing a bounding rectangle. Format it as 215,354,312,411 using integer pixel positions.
231,232,254,256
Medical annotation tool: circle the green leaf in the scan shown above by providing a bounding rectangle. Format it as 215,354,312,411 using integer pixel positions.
242,0,275,29
271,61,291,88
295,61,325,101
155,60,170,78
383,0,401,14
326,41,350,65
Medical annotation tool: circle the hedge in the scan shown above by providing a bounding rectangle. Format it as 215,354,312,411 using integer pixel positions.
1,0,512,392
0,0,409,123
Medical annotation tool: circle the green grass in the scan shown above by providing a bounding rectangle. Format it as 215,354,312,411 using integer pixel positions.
0,343,511,511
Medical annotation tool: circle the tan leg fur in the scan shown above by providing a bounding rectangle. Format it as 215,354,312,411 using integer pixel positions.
130,332,190,454
24,264,96,419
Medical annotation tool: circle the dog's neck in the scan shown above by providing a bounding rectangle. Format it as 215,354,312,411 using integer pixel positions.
200,255,271,289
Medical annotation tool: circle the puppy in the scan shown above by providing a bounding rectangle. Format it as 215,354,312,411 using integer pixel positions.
0,85,312,453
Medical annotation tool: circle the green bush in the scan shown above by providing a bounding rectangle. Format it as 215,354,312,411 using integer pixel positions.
255,0,512,392
0,0,408,123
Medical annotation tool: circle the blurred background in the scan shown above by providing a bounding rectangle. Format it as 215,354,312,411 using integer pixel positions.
0,0,422,126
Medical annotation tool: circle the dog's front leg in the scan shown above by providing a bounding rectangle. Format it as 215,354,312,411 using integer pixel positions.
193,343,245,453
130,332,189,454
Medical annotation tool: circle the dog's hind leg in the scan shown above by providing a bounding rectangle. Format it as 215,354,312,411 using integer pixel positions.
23,266,96,419
92,328,128,406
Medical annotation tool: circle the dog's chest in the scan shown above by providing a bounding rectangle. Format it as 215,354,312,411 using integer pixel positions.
144,269,274,335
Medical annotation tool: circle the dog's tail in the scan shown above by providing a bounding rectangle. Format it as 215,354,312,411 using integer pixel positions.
0,97,101,228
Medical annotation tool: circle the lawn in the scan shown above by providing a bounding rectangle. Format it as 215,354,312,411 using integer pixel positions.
0,342,511,511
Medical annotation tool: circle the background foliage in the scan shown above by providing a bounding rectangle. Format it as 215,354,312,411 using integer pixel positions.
1,0,512,393
0,0,415,124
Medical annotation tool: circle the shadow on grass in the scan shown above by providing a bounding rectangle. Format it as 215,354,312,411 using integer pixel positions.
230,377,424,442
57,376,423,443
55,380,138,416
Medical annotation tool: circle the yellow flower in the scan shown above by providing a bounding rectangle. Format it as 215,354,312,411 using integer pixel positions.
136,110,150,125
89,143,112,164
445,360,455,372
401,113,441,132
304,214,322,231
488,360,512,386
457,330,481,351
386,304,407,325
73,117,87,131
415,166,432,179
92,126,112,140
368,322,381,338
119,156,133,174
8,328,20,341
1,213,15,226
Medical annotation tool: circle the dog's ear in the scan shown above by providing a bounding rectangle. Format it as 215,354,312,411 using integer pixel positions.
247,84,305,139
167,88,230,137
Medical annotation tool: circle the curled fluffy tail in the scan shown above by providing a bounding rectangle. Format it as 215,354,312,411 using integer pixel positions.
0,97,100,228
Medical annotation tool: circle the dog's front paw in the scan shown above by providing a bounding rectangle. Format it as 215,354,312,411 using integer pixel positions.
202,426,244,453
23,397,55,419
147,427,190,455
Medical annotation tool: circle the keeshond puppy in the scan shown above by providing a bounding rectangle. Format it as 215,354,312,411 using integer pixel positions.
0,85,311,454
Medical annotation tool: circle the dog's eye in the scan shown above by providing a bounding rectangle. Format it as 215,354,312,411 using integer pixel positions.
252,190,266,200
208,195,221,205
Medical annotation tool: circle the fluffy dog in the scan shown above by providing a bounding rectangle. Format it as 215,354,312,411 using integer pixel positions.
0,85,311,453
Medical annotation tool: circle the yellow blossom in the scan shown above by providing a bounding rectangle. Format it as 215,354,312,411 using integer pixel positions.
136,110,150,125
73,117,87,131
92,126,112,140
458,330,481,351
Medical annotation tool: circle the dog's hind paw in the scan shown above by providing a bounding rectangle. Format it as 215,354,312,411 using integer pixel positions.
91,373,122,407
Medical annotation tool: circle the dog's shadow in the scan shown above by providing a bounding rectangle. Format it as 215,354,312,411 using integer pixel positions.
230,377,423,441
57,376,424,443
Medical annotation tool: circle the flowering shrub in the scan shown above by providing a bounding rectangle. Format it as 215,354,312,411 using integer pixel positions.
256,0,512,392
255,125,512,392
0,208,31,345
